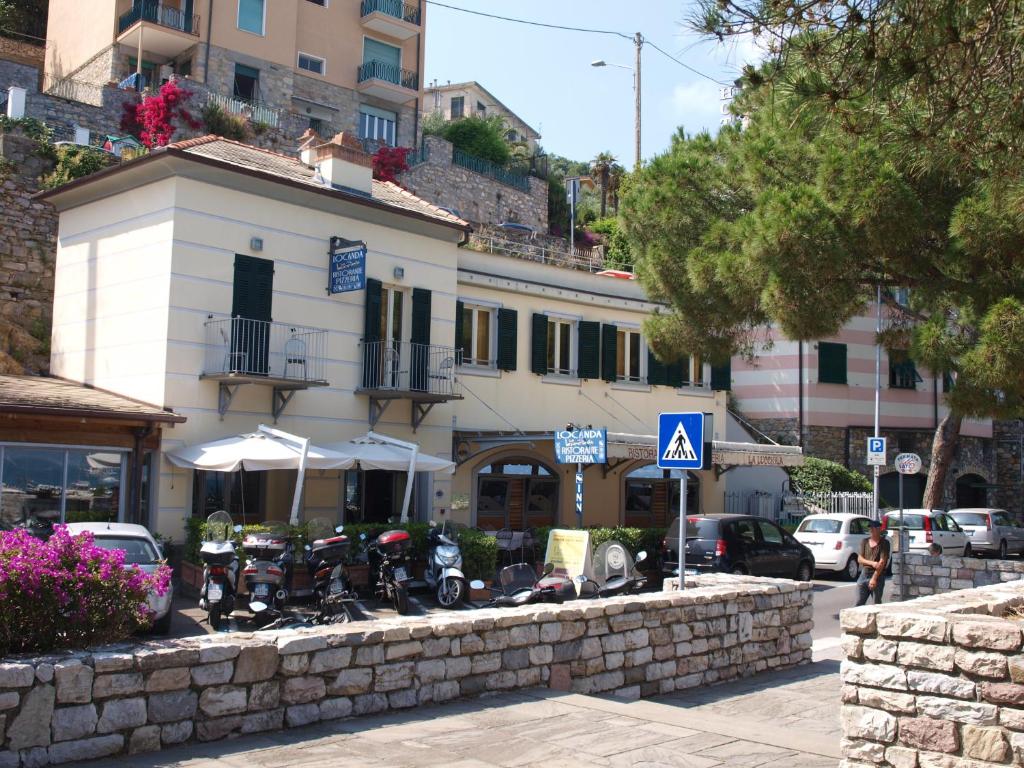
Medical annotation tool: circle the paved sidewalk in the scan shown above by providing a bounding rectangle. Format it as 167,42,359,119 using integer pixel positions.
76,657,841,768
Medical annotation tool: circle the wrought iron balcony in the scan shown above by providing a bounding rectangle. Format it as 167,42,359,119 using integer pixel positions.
361,0,421,24
357,60,419,96
200,316,329,420
356,340,461,429
118,2,199,35
360,0,421,39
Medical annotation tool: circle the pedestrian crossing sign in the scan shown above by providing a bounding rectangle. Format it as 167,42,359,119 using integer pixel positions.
658,412,705,470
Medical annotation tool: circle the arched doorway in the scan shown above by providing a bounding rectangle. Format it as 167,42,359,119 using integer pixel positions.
879,471,926,509
623,464,700,527
955,473,988,508
474,456,559,530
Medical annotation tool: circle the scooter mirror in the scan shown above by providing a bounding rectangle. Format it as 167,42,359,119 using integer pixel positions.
304,544,311,551
469,580,486,590
359,533,367,541
636,550,648,563
542,562,555,576
233,525,243,533
335,525,344,534
574,574,588,583
249,601,268,613
429,520,437,528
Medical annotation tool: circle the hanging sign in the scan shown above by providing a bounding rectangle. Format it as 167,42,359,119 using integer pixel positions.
328,236,367,294
867,437,887,466
554,428,607,464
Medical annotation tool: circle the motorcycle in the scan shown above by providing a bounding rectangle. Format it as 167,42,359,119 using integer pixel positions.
471,561,571,607
363,528,413,615
425,519,467,608
198,510,240,631
577,540,648,598
241,520,294,623
303,517,356,624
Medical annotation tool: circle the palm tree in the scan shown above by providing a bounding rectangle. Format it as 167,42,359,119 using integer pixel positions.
607,163,625,214
590,151,617,217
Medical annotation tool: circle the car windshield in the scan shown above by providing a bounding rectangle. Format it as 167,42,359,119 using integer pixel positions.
92,535,160,565
667,516,720,541
951,512,988,526
885,514,926,530
798,518,842,534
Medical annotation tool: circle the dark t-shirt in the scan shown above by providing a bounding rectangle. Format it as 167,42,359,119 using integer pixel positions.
860,538,891,578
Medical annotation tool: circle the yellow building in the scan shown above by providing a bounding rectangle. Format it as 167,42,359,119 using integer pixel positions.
40,132,747,541
45,0,424,144
424,81,541,150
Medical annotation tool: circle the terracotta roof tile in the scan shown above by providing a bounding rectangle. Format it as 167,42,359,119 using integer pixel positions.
0,376,184,422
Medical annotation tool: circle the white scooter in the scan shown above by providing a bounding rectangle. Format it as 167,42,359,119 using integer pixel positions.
424,519,467,608
198,511,241,631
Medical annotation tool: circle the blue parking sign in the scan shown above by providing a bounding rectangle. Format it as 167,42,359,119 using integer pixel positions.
658,413,705,470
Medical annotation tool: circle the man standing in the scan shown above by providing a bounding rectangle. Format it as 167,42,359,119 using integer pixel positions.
856,519,890,606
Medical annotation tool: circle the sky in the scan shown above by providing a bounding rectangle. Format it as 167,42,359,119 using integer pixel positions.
424,0,760,167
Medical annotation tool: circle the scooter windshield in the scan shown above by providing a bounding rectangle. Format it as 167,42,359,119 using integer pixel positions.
205,511,233,543
499,563,537,594
593,540,637,583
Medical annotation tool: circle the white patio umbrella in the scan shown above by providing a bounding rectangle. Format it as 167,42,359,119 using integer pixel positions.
166,425,355,524
322,432,455,523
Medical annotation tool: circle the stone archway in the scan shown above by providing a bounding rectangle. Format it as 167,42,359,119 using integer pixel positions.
955,473,988,508
879,471,926,509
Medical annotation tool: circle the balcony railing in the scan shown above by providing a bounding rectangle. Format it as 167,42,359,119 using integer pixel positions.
204,90,281,129
202,316,327,384
118,2,199,35
466,233,629,274
453,148,530,192
360,0,421,25
359,340,459,398
357,59,418,91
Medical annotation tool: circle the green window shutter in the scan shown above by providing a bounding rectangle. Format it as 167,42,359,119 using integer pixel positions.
578,321,600,379
454,300,465,365
678,355,691,386
231,254,274,321
531,313,548,375
818,342,847,384
497,308,518,371
363,278,382,342
710,360,732,391
411,288,431,345
667,357,686,388
647,349,666,386
601,324,617,382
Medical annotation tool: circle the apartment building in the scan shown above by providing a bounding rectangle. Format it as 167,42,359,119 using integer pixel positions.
34,131,806,541
425,80,541,150
45,0,424,145
729,314,997,510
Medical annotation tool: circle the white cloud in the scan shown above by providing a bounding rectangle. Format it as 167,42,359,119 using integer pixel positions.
665,80,726,135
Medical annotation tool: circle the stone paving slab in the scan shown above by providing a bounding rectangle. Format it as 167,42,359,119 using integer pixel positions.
70,661,841,768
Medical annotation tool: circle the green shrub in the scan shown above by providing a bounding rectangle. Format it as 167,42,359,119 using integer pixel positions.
41,144,110,189
0,115,55,160
788,457,872,494
200,103,249,142
587,216,635,269
436,115,510,166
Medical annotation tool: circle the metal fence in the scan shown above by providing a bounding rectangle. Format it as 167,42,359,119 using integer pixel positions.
468,233,619,274
204,91,281,129
118,1,199,35
41,74,106,106
359,340,459,397
724,491,782,519
360,0,421,24
452,148,530,192
783,491,877,519
357,60,418,91
202,316,327,383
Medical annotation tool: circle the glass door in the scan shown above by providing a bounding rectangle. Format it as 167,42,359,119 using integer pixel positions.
379,286,406,388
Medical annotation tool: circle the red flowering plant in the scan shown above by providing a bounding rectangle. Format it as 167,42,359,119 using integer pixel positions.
0,526,171,655
120,79,202,149
372,145,411,184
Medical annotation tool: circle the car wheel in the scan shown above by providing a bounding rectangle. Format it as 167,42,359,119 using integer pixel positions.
999,540,1008,559
795,561,813,582
845,556,860,581
730,564,748,575
150,609,173,635
963,543,973,558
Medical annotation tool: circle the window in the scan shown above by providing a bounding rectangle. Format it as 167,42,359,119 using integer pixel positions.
92,536,160,565
233,63,260,101
616,328,643,383
476,100,486,114
546,317,576,376
237,0,265,35
451,96,464,118
758,520,784,544
359,106,397,146
624,465,699,527
363,38,401,83
728,519,758,543
797,518,842,534
459,304,494,367
889,352,921,389
818,342,847,385
306,0,326,5
475,458,558,530
505,129,518,142
297,53,325,75
849,518,871,535
689,353,705,386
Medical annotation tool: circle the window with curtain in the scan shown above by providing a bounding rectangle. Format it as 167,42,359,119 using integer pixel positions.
616,328,642,383
546,317,575,376
237,0,265,34
459,304,494,367
359,106,397,146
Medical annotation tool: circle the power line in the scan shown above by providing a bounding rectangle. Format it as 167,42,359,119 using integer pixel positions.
424,0,727,84
459,380,525,435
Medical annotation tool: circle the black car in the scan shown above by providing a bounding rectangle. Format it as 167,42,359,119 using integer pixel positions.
660,514,815,581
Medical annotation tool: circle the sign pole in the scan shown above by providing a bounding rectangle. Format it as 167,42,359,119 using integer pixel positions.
678,471,686,591
576,463,583,527
657,412,704,592
899,472,905,601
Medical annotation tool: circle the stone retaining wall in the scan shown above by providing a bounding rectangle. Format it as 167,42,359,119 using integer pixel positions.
0,575,811,767
892,553,1024,601
839,580,1024,766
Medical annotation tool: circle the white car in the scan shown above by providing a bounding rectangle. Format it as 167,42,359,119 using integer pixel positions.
881,509,971,557
64,522,174,634
794,513,873,580
949,508,1024,559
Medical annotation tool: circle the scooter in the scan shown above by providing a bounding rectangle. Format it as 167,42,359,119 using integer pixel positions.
577,540,648,598
303,517,356,624
471,562,571,607
424,519,467,608
363,529,413,615
241,521,293,624
198,510,240,631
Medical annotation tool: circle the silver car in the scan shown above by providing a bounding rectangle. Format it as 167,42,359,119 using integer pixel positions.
949,509,1024,559
64,522,174,634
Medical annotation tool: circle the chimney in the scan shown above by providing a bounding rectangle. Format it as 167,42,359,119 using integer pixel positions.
311,131,373,195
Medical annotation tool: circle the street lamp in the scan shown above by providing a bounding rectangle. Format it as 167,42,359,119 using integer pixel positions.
591,32,643,170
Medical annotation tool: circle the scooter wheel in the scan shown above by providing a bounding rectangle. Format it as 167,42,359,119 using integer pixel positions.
393,586,410,615
437,577,464,609
209,606,223,631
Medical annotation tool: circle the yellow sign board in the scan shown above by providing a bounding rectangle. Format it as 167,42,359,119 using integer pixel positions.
544,529,592,580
